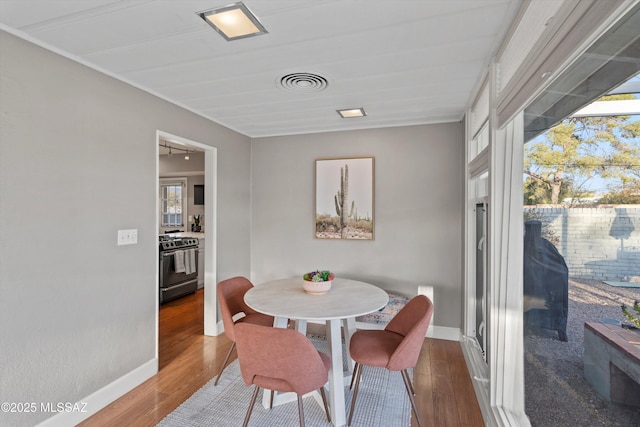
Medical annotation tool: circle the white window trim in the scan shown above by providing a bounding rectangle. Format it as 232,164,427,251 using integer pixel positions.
463,84,530,427
487,111,527,425
462,2,637,426
495,0,636,128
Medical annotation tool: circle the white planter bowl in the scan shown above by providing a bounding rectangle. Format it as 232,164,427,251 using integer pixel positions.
303,280,332,295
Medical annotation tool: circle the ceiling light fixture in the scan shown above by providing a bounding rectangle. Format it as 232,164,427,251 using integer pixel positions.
197,2,268,41
337,108,367,118
160,142,197,158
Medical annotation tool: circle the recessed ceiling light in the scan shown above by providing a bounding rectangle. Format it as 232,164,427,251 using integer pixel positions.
198,2,268,41
337,108,367,118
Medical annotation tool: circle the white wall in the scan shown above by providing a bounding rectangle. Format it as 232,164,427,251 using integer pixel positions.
250,124,464,329
0,31,251,427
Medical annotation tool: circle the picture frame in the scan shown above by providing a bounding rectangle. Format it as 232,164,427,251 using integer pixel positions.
315,157,374,240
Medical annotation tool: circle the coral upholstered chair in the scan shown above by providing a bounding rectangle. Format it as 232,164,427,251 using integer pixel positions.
214,276,275,386
234,323,332,427
348,294,433,427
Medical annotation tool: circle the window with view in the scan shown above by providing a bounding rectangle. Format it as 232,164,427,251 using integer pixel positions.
522,65,639,425
160,179,186,228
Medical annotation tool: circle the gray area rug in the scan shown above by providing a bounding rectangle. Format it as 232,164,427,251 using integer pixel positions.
157,337,410,426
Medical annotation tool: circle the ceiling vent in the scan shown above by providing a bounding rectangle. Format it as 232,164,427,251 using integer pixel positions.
278,72,329,93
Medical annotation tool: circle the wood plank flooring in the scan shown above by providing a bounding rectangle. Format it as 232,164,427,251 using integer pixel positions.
79,289,484,426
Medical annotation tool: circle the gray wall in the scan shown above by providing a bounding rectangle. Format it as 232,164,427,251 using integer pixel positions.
250,124,464,329
159,150,205,174
186,175,206,231
0,31,251,426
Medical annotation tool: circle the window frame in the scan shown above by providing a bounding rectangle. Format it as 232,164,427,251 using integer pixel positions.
159,177,187,230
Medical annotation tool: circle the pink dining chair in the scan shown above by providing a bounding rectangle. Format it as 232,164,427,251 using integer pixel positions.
214,276,275,386
234,322,332,427
348,294,433,427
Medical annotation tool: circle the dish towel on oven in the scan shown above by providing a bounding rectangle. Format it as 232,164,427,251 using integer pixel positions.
174,250,186,273
185,248,197,275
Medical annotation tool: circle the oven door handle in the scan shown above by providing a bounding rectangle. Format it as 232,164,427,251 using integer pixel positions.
161,249,197,257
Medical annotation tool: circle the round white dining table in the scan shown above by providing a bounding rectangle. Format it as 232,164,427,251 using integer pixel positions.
244,277,388,427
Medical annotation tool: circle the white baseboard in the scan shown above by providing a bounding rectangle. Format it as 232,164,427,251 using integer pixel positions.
426,325,461,341
36,359,158,427
335,321,462,341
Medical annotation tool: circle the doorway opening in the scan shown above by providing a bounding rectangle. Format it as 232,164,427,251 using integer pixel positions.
155,130,219,365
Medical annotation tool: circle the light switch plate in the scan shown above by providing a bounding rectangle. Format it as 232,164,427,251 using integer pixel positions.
117,229,138,245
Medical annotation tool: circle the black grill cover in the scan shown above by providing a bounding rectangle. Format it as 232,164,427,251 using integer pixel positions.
523,220,569,341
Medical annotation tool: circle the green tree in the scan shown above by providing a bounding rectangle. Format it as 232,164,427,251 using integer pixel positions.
598,190,640,204
524,94,640,204
600,117,640,195
524,176,575,205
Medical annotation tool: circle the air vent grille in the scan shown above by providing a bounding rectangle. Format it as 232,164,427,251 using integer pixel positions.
278,72,329,93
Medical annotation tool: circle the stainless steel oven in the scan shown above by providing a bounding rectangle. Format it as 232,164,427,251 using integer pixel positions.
159,236,199,304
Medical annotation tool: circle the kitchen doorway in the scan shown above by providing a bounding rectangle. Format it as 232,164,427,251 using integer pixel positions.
156,130,218,361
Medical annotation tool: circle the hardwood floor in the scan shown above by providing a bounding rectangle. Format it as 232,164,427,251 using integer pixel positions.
79,289,484,426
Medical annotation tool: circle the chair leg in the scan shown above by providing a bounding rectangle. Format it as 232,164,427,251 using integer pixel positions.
319,386,331,422
297,395,305,427
243,386,260,427
348,364,364,426
401,369,422,427
349,362,360,390
214,341,235,386
402,369,416,396
269,389,274,409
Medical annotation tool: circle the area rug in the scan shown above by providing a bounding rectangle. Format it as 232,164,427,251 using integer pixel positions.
604,280,640,288
157,338,411,426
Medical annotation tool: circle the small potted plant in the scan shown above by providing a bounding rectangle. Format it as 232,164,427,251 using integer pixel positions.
302,270,335,295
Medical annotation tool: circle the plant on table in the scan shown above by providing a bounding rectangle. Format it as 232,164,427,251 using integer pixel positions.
621,300,640,329
303,270,335,282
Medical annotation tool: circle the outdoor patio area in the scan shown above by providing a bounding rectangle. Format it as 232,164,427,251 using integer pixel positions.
525,278,640,426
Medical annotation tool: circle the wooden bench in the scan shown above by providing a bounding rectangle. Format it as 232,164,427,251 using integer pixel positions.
583,322,640,408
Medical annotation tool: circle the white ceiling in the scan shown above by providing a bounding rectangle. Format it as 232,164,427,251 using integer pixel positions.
0,0,521,138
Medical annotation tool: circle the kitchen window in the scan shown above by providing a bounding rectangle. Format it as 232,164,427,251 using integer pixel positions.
160,178,187,228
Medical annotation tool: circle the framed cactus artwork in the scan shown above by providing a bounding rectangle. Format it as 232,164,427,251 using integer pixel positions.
315,157,374,240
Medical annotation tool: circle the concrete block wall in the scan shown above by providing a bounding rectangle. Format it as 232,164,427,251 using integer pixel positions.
524,206,640,281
